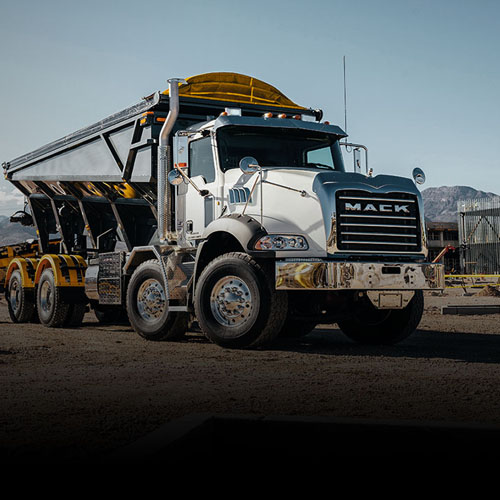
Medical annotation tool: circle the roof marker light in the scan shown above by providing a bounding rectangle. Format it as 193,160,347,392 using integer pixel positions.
278,113,287,119
263,112,273,119
225,107,242,116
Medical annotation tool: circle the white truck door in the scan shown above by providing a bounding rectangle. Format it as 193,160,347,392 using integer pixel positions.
182,135,219,241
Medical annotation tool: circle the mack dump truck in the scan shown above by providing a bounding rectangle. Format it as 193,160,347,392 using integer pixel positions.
1,72,444,348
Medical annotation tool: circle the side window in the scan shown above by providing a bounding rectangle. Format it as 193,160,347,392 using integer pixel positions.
189,136,216,183
306,146,334,168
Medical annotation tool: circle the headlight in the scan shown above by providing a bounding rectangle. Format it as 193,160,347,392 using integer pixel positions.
254,234,309,250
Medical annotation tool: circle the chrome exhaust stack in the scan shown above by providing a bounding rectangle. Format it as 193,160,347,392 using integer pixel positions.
158,78,186,244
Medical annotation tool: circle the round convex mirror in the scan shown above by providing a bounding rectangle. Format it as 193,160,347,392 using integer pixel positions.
239,156,260,174
412,167,426,185
168,168,184,186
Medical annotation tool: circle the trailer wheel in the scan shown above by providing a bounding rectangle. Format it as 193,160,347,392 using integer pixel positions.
36,268,71,327
7,270,36,323
194,252,287,349
126,260,187,341
337,290,424,345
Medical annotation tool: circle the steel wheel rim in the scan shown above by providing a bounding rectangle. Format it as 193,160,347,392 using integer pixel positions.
39,280,53,313
137,278,167,322
9,279,20,313
210,275,253,334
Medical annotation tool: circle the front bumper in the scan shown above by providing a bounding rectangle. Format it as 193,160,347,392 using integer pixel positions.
275,260,444,290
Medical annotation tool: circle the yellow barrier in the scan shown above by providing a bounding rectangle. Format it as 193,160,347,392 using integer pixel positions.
445,274,500,289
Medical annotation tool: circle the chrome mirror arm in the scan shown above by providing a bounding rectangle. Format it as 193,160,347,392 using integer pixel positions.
171,164,210,197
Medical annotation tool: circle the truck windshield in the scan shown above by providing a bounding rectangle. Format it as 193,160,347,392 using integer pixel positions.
217,126,345,172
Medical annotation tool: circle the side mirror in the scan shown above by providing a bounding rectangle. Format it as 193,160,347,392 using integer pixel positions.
168,168,184,186
239,156,260,174
169,164,209,197
340,142,369,175
412,167,426,185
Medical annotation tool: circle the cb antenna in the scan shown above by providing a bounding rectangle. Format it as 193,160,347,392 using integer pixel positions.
343,55,348,141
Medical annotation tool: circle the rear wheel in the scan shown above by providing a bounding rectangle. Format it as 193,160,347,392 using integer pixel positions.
337,290,424,345
126,260,187,341
7,270,36,323
36,268,71,327
194,252,287,349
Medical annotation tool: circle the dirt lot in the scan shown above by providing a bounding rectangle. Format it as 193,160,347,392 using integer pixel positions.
1,288,499,464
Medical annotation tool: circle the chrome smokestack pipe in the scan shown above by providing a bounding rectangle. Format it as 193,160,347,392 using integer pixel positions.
158,78,185,243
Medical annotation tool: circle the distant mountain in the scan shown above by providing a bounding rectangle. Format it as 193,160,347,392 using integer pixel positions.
421,186,500,222
0,215,37,246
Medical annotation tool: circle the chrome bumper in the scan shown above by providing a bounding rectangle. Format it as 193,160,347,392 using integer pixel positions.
275,261,444,291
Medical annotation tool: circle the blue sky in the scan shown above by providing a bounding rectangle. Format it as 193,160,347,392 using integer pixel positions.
0,0,499,215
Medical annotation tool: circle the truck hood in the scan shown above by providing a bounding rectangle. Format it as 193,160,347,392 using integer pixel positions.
224,167,423,257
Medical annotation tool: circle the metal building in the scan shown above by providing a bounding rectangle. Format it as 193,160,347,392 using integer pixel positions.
425,221,460,272
458,196,500,274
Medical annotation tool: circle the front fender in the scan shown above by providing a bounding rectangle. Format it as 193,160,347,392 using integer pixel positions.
202,214,267,252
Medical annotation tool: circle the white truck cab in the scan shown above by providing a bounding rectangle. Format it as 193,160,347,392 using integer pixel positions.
167,113,443,347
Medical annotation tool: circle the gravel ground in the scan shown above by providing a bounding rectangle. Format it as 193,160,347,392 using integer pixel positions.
0,289,499,463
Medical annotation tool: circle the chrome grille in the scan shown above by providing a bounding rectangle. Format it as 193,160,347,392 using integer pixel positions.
336,190,421,253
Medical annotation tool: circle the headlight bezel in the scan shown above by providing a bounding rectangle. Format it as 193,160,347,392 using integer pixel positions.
254,234,309,251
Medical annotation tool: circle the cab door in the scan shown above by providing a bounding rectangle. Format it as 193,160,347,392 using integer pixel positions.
181,134,220,242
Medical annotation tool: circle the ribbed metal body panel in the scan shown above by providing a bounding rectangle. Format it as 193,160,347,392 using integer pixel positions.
458,196,500,274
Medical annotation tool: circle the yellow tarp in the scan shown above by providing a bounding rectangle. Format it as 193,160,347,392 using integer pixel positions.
162,72,306,110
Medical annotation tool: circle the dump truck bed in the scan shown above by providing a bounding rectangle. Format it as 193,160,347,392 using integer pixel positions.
1,73,319,255
3,73,318,199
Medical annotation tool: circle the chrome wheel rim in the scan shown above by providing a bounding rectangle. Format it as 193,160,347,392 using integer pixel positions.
9,279,20,313
210,275,253,332
39,280,53,313
137,278,167,322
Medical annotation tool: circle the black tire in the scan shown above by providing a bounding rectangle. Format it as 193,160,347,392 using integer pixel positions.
278,318,317,338
337,290,424,345
6,270,36,323
64,303,87,327
126,259,187,341
36,268,71,328
194,252,287,349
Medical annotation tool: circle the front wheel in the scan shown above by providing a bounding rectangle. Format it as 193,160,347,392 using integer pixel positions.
337,290,424,345
194,252,287,349
126,259,187,341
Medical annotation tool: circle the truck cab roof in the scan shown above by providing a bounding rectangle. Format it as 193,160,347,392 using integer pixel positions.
185,115,347,138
